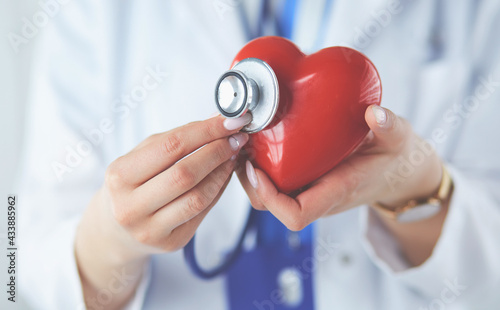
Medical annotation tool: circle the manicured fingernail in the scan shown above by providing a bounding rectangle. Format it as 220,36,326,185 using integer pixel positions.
208,112,220,119
230,154,237,161
223,113,252,131
228,133,249,151
246,160,258,189
372,105,387,126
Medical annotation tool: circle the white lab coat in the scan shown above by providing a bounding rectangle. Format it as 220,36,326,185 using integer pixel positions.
17,0,500,309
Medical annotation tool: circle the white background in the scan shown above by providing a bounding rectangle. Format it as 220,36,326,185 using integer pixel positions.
1,0,38,309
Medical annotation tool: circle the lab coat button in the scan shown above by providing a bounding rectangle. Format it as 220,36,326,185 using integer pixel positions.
287,231,301,250
340,253,353,266
277,267,303,307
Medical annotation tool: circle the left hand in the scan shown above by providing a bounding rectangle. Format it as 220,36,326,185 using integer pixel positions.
235,105,443,231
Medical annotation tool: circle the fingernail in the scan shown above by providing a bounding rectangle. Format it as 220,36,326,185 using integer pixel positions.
208,112,220,119
246,160,258,189
372,105,387,126
223,113,252,131
228,133,249,151
230,154,237,161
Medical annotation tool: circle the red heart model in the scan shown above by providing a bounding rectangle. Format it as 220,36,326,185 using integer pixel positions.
232,36,382,193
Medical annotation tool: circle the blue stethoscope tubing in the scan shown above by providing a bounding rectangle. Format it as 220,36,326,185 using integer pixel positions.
183,0,333,280
184,207,259,279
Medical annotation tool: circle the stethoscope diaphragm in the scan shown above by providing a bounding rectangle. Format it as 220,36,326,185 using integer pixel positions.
215,58,279,133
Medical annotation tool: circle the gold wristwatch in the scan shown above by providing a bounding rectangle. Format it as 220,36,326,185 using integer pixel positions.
371,165,453,222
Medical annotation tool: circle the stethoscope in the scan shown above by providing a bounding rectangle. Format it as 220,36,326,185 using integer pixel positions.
184,0,333,280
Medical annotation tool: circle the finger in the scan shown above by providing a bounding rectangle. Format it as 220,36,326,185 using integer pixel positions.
248,159,361,230
152,159,235,228
151,164,234,251
295,160,365,216
133,113,221,152
234,157,266,210
119,114,252,185
365,105,410,151
245,161,318,231
134,133,248,212
349,130,375,155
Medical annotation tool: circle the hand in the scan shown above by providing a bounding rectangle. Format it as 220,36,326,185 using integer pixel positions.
236,105,443,230
75,114,250,309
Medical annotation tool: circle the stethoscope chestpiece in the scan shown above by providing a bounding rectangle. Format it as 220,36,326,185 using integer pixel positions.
215,58,279,133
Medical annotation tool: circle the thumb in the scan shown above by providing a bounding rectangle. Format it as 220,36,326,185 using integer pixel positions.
364,105,410,148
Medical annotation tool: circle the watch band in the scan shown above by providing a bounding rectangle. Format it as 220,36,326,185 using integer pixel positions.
371,165,453,222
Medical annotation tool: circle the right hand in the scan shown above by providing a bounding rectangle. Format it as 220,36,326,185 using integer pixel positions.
75,114,250,308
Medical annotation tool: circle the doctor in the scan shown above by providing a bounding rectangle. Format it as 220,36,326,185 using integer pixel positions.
17,0,500,309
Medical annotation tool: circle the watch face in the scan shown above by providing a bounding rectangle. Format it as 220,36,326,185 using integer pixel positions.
397,202,441,222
